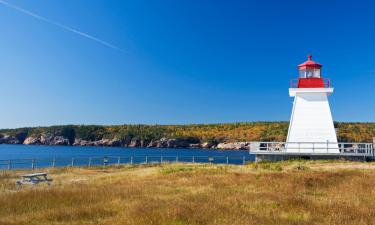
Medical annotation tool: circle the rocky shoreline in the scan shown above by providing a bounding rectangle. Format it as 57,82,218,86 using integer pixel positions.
0,134,252,150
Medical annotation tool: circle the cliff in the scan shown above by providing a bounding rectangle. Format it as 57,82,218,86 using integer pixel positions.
0,122,374,150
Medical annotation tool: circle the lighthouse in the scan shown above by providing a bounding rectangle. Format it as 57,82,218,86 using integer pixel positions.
286,55,339,153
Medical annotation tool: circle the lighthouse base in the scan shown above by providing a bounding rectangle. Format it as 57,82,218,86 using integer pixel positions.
286,88,338,153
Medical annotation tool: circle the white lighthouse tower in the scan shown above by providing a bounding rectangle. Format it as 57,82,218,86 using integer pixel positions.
286,55,339,153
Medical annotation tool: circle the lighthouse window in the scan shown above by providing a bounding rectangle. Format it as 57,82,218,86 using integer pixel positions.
306,69,314,78
313,69,321,78
299,69,306,78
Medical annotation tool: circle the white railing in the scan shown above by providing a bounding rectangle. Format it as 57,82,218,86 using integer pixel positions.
249,142,375,155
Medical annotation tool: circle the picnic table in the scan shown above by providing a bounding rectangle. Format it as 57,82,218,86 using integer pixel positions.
16,173,53,186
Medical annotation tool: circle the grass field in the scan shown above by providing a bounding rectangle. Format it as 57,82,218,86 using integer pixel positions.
1,161,375,225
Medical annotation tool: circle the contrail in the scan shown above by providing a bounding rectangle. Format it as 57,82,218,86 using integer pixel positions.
0,0,122,51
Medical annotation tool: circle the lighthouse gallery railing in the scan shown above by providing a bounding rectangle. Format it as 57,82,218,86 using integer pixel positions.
290,78,331,88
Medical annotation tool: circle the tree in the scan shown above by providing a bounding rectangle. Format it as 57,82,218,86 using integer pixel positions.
61,126,76,144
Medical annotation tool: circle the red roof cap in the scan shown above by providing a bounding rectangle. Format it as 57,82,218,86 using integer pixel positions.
298,54,322,69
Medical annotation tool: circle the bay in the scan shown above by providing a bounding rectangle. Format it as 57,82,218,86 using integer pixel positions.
0,145,254,169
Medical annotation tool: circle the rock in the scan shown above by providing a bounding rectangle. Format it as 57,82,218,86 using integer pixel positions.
0,134,7,144
201,142,215,149
40,134,53,145
117,136,132,147
0,132,28,144
0,135,20,144
93,139,121,147
94,139,110,146
39,135,69,145
216,142,250,150
76,138,122,147
85,141,96,146
73,139,98,146
189,143,201,148
52,136,70,145
73,139,81,146
148,137,200,148
73,138,85,146
166,139,187,148
128,139,140,148
140,139,151,148
146,140,157,148
155,138,169,148
216,143,234,149
7,138,20,144
108,139,121,147
170,138,199,148
23,136,41,145
8,139,20,144
72,139,84,146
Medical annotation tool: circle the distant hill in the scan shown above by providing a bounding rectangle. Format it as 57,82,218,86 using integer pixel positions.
0,122,374,148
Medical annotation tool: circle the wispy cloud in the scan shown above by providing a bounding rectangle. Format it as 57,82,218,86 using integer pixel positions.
0,0,122,51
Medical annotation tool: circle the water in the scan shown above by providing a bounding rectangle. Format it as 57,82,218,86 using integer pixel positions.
0,145,254,169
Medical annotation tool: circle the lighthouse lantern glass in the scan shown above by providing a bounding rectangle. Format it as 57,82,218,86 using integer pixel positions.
313,68,321,78
306,69,313,78
299,68,321,78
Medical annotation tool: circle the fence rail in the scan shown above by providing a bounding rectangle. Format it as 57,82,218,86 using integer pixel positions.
0,155,251,170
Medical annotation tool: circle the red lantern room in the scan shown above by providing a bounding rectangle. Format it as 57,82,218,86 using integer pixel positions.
291,55,330,88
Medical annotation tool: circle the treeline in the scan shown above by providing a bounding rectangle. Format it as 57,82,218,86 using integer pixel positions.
0,122,374,144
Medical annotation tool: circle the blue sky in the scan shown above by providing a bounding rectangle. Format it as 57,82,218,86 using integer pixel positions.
0,0,374,128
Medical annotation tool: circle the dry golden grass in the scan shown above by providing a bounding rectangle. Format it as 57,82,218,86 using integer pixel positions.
1,161,375,225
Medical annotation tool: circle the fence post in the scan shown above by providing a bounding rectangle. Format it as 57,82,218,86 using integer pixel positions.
130,156,133,165
7,160,11,170
145,156,148,164
71,158,75,167
192,156,195,163
88,157,92,167
226,156,229,164
176,156,178,163
103,157,108,167
117,157,121,166
31,159,35,170
52,158,56,168
242,156,245,165
160,156,163,163
312,143,315,153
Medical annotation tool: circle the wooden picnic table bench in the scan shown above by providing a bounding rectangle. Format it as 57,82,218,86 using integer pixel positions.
16,172,53,186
